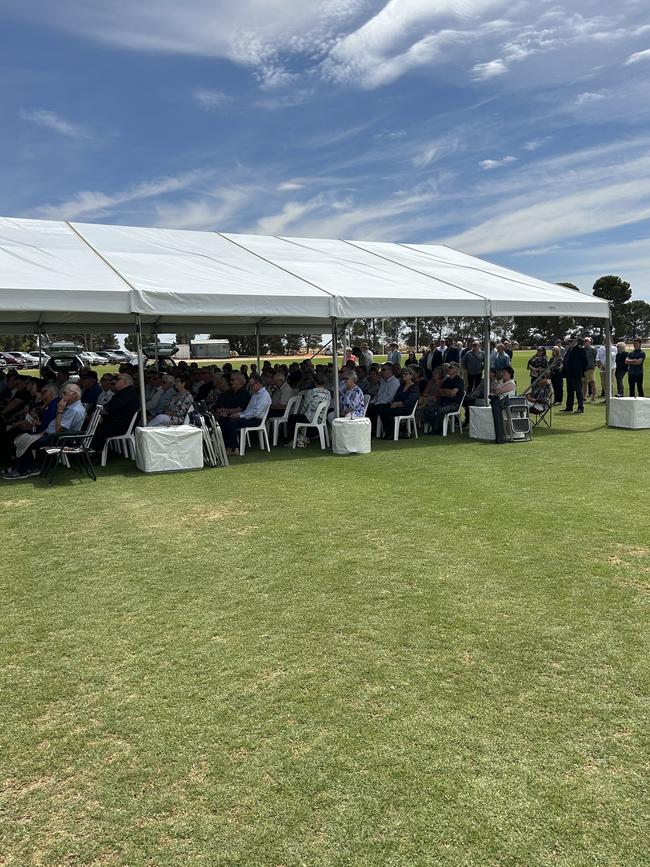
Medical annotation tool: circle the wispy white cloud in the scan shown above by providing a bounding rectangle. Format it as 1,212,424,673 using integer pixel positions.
32,171,207,220
472,59,507,80
479,155,516,170
277,181,306,191
192,88,232,110
624,47,650,65
19,108,93,140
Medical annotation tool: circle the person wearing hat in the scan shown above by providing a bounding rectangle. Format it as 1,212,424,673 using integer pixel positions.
80,370,101,408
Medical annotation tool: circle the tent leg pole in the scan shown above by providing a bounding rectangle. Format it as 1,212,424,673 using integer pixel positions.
135,315,147,427
415,317,418,353
37,328,43,373
605,317,612,426
483,316,491,406
332,318,340,421
154,330,159,370
255,325,261,370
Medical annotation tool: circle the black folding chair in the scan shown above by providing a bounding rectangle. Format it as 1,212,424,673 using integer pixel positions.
40,431,97,484
528,399,553,428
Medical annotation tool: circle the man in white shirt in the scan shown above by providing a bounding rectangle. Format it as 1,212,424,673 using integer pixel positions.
96,374,115,407
596,343,616,399
366,364,400,435
220,374,271,453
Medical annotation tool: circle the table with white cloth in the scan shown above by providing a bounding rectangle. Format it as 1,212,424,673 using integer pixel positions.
332,418,371,454
608,397,650,429
135,424,204,473
469,405,496,441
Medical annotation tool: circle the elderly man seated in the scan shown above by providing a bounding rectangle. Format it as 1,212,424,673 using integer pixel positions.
214,371,250,417
91,373,140,453
285,374,332,445
3,383,86,480
268,372,293,418
219,374,271,454
366,363,401,436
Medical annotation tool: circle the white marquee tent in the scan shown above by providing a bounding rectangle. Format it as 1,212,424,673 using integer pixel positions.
0,216,611,423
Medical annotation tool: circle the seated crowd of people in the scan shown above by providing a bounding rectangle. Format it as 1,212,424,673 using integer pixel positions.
3,333,639,477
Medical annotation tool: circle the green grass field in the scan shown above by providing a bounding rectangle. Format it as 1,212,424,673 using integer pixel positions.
1,355,648,866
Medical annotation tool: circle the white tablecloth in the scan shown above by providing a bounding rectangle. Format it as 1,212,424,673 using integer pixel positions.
332,418,372,454
135,425,204,473
469,405,496,441
608,397,650,429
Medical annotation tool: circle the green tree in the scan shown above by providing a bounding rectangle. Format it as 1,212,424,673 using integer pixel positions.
91,334,119,351
593,275,632,338
124,334,138,352
0,334,38,351
622,300,650,339
557,281,580,292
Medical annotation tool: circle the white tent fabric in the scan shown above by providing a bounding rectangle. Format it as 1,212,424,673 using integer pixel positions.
0,216,610,331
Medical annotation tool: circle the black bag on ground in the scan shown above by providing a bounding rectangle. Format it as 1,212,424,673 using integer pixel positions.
490,395,506,444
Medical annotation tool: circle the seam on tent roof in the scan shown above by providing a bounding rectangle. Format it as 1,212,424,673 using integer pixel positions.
67,222,139,294
402,242,586,299
216,233,338,300
340,239,492,312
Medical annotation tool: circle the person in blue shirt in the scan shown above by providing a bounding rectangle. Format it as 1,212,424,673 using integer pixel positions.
3,383,86,479
220,374,272,453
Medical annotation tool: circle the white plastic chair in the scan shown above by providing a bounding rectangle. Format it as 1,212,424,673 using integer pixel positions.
101,411,138,466
391,403,419,441
362,394,371,416
292,399,330,449
442,396,465,437
267,394,301,446
239,404,271,456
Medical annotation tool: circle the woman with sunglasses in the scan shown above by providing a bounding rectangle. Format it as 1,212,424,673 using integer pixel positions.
339,370,365,418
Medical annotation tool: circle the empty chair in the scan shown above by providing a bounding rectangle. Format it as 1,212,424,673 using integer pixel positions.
267,394,302,446
101,411,138,466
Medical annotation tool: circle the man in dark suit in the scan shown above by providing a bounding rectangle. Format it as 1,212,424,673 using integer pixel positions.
560,337,588,413
91,372,140,450
442,336,460,364
423,342,444,379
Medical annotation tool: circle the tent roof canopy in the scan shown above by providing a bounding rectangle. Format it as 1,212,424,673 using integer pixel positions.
0,216,610,332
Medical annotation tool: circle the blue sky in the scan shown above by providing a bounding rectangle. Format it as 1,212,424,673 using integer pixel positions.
2,0,650,305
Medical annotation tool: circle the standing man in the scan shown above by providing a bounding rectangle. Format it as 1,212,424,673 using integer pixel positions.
461,340,484,392
625,338,646,397
424,341,443,378
442,337,460,364
560,337,588,414
582,337,597,402
387,342,401,366
596,342,616,400
359,342,374,370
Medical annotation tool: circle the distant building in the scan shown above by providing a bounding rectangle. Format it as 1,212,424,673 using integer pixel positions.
190,338,230,359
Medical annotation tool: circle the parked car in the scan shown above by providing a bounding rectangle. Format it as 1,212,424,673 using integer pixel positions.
7,351,37,367
0,351,23,368
95,350,125,364
80,350,108,366
109,349,138,364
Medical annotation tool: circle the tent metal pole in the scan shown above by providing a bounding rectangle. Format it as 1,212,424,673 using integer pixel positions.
415,317,418,353
332,318,340,420
604,317,612,426
37,328,43,372
255,325,261,370
153,330,159,370
483,316,491,406
135,314,147,426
